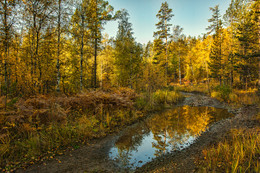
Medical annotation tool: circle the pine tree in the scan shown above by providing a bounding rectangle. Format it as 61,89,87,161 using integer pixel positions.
87,0,115,89
154,1,174,85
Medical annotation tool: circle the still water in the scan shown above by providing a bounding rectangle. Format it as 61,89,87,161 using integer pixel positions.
109,106,234,169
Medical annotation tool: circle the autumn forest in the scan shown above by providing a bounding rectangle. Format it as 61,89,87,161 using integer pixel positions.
0,0,259,172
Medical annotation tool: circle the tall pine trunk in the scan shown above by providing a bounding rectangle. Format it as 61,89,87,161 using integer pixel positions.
56,0,61,92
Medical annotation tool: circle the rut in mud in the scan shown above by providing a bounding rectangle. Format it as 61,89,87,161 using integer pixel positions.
17,93,259,173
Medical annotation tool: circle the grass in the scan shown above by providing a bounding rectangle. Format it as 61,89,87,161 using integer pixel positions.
197,114,260,173
211,88,259,106
135,89,184,111
0,87,182,172
174,83,210,95
0,111,141,172
175,82,259,106
0,89,144,172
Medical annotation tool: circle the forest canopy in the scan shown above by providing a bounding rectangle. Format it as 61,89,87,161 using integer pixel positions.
0,0,259,98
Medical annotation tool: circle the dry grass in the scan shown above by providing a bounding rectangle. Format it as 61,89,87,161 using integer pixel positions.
197,114,260,173
174,83,211,94
135,89,184,111
0,88,142,172
175,82,259,106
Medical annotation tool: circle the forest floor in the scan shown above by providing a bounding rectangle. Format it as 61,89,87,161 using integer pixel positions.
16,92,259,173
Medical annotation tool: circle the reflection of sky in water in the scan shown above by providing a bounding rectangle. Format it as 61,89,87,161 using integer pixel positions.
109,106,233,169
109,130,196,168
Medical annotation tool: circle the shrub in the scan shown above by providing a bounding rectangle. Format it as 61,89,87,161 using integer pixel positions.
213,85,232,101
210,91,222,101
135,96,148,110
228,93,238,103
153,89,183,105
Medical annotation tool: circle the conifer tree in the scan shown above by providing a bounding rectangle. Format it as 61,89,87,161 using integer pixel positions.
114,9,142,89
154,1,174,85
235,1,259,90
114,9,135,87
207,5,224,85
87,0,115,89
172,25,184,84
224,0,249,87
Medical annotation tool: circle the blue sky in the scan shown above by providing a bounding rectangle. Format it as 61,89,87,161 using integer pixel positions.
104,0,230,44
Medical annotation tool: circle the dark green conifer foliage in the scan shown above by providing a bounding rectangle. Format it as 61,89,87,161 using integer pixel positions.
114,9,142,89
235,3,259,89
154,1,174,85
207,5,224,85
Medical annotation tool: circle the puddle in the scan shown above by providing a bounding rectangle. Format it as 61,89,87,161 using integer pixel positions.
109,106,234,169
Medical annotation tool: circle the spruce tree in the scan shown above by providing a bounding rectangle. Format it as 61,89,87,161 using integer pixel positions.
235,1,259,90
114,9,142,89
207,5,224,85
172,25,184,84
223,0,248,87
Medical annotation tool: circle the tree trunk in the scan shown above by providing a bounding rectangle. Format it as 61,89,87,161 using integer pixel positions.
80,15,84,91
179,50,181,85
93,0,98,89
165,20,168,86
3,0,9,110
94,30,97,89
56,0,61,92
257,2,260,95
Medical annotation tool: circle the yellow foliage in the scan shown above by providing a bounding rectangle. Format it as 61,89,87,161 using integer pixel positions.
228,93,238,103
211,91,221,100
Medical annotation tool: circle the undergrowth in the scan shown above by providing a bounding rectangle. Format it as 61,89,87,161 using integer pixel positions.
0,88,144,172
197,127,260,173
0,87,182,172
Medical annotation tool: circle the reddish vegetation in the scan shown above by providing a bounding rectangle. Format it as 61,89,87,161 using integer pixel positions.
0,88,137,136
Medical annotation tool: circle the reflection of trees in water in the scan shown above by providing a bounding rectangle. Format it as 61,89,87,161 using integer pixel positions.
112,106,233,164
113,122,150,166
148,106,212,155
